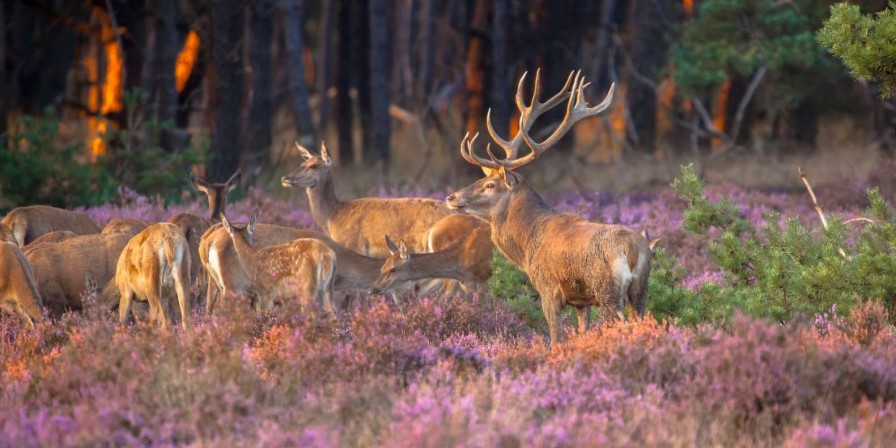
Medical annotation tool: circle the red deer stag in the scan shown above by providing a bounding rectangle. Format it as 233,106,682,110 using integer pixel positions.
220,211,336,316
1,205,100,247
446,70,652,346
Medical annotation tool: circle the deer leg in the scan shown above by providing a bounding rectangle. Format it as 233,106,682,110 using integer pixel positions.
612,257,633,322
174,269,192,328
575,306,591,334
539,289,563,346
118,287,134,325
205,277,220,316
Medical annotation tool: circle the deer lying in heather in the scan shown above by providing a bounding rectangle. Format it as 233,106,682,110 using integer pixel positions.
220,211,336,315
117,223,192,327
200,221,385,314
25,233,132,317
1,205,100,247
446,70,652,346
281,142,467,257
0,242,46,326
102,218,148,236
371,217,493,298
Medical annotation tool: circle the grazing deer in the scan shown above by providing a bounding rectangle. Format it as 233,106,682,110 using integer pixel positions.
1,205,100,247
25,233,132,317
22,230,78,255
116,223,192,328
220,211,336,315
0,223,15,244
102,218,148,236
0,242,46,326
281,142,464,257
446,70,652,346
372,219,493,298
168,169,241,304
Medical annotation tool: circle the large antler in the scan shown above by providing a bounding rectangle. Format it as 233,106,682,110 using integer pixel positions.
460,70,615,171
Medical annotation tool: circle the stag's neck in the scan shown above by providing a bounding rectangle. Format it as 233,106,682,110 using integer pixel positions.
489,186,554,271
332,248,382,290
306,176,344,233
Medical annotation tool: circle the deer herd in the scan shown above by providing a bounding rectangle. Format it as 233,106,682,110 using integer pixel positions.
0,70,659,345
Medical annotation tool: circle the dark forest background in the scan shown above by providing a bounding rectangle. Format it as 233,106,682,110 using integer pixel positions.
1,0,894,208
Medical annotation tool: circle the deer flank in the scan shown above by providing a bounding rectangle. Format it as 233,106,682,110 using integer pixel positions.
1,205,100,247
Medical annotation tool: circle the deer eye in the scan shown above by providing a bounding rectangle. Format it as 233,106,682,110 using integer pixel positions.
309,164,318,169
389,268,396,273
485,183,495,189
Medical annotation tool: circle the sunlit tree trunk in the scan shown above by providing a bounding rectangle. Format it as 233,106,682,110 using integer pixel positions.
208,0,244,182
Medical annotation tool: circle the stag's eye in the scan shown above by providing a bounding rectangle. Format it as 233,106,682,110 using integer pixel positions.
389,268,396,273
309,164,318,169
485,183,495,189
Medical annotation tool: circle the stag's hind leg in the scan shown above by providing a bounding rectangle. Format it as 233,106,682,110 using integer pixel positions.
575,306,591,334
612,256,634,321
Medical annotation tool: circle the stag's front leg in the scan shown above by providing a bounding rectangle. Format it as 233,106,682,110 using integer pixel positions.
539,288,563,346
575,306,591,334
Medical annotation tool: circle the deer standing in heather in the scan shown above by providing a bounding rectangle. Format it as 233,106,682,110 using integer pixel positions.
220,211,336,316
371,219,493,298
1,205,100,247
116,223,192,328
281,142,466,257
0,242,46,327
446,70,653,346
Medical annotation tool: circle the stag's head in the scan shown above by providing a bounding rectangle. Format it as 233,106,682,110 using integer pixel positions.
370,236,410,294
447,69,615,218
281,142,333,189
191,169,241,219
221,209,259,247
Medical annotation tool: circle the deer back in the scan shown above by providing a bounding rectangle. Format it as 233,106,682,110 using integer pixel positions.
22,230,79,256
1,205,100,247
102,218,148,236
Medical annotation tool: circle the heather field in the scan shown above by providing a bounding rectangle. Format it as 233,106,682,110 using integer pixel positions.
3,175,896,447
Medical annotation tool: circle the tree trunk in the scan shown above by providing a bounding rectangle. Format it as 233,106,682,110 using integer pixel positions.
244,0,274,183
207,0,244,182
335,0,354,164
417,0,436,99
280,0,317,146
352,0,372,155
316,0,335,134
490,0,510,137
392,0,413,106
590,0,618,94
368,0,391,167
628,0,671,152
153,0,179,152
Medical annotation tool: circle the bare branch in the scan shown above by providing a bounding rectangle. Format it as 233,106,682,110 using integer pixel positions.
799,167,849,259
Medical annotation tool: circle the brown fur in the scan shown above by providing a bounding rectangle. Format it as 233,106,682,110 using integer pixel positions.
447,168,652,345
22,230,78,256
281,143,455,257
221,211,336,315
1,205,100,247
0,223,15,244
102,218,148,236
116,223,192,328
200,222,385,314
375,216,493,298
0,242,45,326
26,233,131,317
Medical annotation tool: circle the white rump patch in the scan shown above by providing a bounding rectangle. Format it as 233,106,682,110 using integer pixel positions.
208,246,225,289
613,256,633,312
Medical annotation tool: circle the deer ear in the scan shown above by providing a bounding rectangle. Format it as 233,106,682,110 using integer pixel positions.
226,169,242,191
398,239,409,260
649,238,662,251
248,209,259,233
385,235,399,255
295,142,314,160
320,141,332,166
498,166,519,188
190,173,209,192
221,214,235,235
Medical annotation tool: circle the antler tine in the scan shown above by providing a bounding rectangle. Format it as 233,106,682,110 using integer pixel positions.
485,108,521,159
459,132,500,169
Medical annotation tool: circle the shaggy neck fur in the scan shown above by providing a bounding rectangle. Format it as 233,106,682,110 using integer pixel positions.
305,174,344,233
488,183,553,272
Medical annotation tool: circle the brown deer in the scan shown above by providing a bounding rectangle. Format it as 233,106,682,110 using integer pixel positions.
0,242,46,326
168,169,241,303
220,211,336,315
116,223,192,327
102,218,148,236
0,223,15,244
1,205,100,247
281,142,464,257
446,70,653,346
25,233,132,317
201,221,391,313
22,230,78,255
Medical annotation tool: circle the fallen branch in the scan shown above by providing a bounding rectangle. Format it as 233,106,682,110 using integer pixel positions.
799,167,849,259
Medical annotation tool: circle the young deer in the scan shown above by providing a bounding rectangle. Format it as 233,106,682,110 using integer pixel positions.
447,70,653,346
0,242,46,326
281,142,462,257
102,218,148,236
371,228,493,298
116,223,192,328
22,230,78,255
220,211,336,316
26,233,132,317
1,205,100,247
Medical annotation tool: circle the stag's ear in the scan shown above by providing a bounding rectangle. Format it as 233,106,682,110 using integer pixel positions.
398,239,409,260
248,209,259,234
221,214,235,236
648,238,662,251
190,172,209,192
385,235,399,255
226,169,242,191
295,142,314,160
499,166,520,189
320,141,332,166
